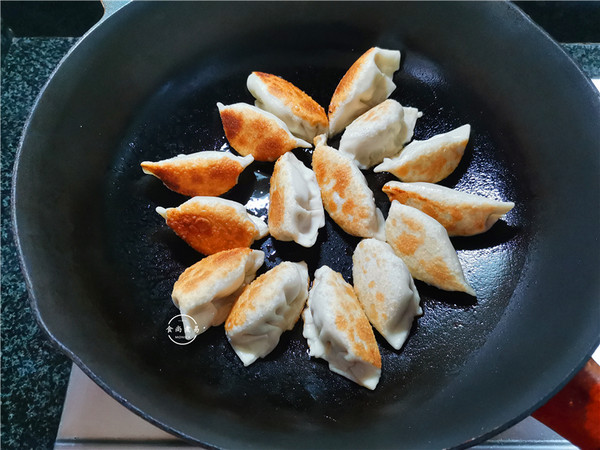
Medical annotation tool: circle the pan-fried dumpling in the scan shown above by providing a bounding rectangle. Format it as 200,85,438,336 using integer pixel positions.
383,181,514,236
217,102,311,162
156,197,268,255
385,201,475,296
352,239,422,350
247,72,328,142
328,47,401,137
312,134,385,240
225,261,309,366
374,124,470,183
268,152,325,247
339,100,423,169
302,265,381,390
141,151,253,197
172,248,264,339
398,106,422,146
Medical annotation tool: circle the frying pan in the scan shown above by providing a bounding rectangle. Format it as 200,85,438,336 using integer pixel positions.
12,2,600,448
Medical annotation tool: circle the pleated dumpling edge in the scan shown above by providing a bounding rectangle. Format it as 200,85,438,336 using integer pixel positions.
268,152,325,247
328,47,401,137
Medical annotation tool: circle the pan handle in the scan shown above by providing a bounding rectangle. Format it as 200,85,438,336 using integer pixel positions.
532,358,600,449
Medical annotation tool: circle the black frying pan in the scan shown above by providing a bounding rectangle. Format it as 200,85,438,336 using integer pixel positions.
12,2,600,448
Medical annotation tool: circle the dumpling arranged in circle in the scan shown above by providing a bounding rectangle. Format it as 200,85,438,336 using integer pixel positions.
247,71,328,142
217,102,311,162
374,124,470,183
156,197,268,255
172,248,264,339
382,181,514,236
352,238,422,350
338,99,422,169
225,261,309,366
302,265,382,390
268,152,325,247
141,151,253,197
312,134,385,240
385,200,475,296
328,47,401,137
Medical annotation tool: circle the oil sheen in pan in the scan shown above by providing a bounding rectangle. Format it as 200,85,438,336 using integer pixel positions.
100,47,531,426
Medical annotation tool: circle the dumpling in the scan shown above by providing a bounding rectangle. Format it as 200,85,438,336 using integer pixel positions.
312,134,385,240
156,196,268,255
385,201,475,296
374,124,470,183
247,72,328,141
339,100,422,169
302,265,381,390
328,47,401,137
225,261,309,366
398,106,422,146
268,152,325,247
382,181,514,236
141,151,253,197
217,102,311,162
172,248,264,339
352,239,422,350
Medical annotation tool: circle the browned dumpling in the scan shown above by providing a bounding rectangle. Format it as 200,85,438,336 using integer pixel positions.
302,265,381,390
352,238,422,350
374,125,470,183
385,200,475,296
311,134,385,240
328,47,401,136
247,72,328,141
217,102,311,162
172,248,264,339
382,181,515,236
141,151,253,197
156,197,268,255
225,261,309,366
338,100,423,169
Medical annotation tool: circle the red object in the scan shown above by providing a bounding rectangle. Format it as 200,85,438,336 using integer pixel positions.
533,359,600,449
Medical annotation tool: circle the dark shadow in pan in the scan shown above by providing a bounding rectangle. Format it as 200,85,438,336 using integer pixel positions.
451,221,520,251
416,282,478,308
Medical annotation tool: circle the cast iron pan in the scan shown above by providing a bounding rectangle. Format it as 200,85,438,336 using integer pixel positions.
12,2,600,448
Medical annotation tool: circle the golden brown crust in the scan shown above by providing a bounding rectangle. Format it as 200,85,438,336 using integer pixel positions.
220,107,301,162
329,271,381,368
387,215,425,256
165,201,260,255
141,156,244,197
328,47,375,118
386,203,472,294
225,263,288,330
267,158,285,231
224,285,252,331
253,72,328,129
393,139,467,183
173,248,253,301
418,256,466,292
312,144,374,236
383,184,470,235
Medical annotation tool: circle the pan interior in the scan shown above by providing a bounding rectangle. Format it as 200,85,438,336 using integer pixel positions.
98,33,530,436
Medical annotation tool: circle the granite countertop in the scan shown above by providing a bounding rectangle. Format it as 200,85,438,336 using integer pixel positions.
1,34,599,450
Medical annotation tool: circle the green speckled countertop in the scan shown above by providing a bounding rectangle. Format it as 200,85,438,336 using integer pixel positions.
1,38,599,448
